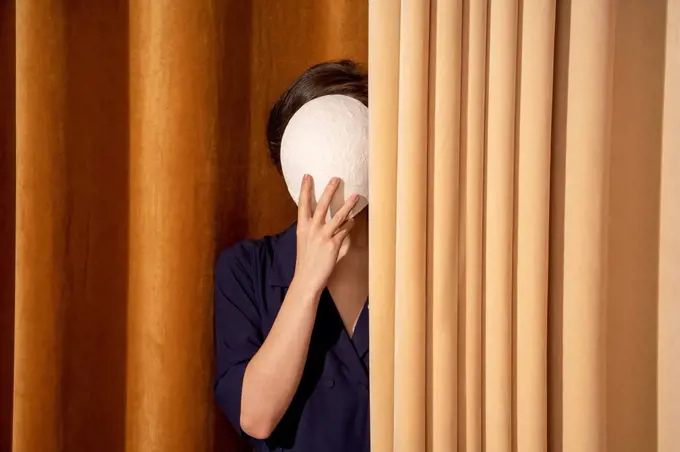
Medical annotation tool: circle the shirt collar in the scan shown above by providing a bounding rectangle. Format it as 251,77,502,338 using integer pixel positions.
268,222,298,288
353,303,369,359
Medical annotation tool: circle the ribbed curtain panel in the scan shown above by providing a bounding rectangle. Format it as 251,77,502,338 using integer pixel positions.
0,1,367,451
368,1,679,452
1,1,679,452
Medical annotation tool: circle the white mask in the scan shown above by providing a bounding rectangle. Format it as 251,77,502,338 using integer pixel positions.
280,94,369,220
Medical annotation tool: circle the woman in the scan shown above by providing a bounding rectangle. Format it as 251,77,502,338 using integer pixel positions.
214,60,370,452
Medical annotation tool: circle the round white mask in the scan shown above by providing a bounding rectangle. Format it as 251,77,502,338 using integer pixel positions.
280,94,369,220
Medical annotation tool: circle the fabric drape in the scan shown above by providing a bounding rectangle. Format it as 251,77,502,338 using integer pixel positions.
368,1,679,451
658,1,680,450
1,1,367,451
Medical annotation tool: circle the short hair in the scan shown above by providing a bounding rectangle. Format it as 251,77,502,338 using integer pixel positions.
266,60,368,173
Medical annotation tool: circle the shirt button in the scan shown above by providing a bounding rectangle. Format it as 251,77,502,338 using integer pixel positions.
325,379,335,389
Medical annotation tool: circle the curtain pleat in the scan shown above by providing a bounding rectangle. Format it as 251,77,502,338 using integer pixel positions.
548,0,571,449
426,1,462,451
0,2,15,451
459,1,487,450
14,1,132,450
14,3,68,451
606,1,667,450
559,1,614,450
483,1,519,451
368,1,399,452
514,1,555,451
658,1,680,451
393,0,430,449
126,2,217,450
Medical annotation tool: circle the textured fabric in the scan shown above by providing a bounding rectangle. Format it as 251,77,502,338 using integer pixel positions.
368,1,680,451
214,224,370,452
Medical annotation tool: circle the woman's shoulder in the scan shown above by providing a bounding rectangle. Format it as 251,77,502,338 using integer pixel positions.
215,223,297,281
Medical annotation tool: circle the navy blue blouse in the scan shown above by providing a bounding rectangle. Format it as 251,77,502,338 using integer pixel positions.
214,223,370,452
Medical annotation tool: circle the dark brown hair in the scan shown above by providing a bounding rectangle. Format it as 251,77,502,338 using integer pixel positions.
266,60,368,173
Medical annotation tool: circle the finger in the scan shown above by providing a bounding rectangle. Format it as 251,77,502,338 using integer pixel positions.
297,175,312,223
313,177,341,224
325,193,359,236
336,231,352,261
332,217,355,245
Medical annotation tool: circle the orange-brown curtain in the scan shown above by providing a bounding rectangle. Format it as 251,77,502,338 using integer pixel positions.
368,1,680,452
0,1,367,451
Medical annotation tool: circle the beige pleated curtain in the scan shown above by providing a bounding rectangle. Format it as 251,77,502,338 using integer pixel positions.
368,1,680,452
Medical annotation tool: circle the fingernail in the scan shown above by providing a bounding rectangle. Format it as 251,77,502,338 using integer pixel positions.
331,177,340,185
351,193,359,201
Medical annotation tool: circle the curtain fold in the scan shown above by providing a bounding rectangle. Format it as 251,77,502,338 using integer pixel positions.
393,0,430,449
125,1,217,450
514,2,555,451
13,2,132,451
606,0,666,449
458,2,487,450
369,0,678,451
483,1,519,450
427,0,462,450
658,2,680,451
559,0,614,449
14,2,69,450
368,1,399,452
0,3,15,451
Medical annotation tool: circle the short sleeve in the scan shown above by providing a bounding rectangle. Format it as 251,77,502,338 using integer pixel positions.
213,241,264,437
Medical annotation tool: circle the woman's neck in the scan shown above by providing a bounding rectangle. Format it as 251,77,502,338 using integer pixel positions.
347,209,369,250
328,209,369,286
327,209,369,336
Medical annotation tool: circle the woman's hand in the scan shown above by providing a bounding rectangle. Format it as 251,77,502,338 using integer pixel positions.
293,175,359,296
237,174,358,439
